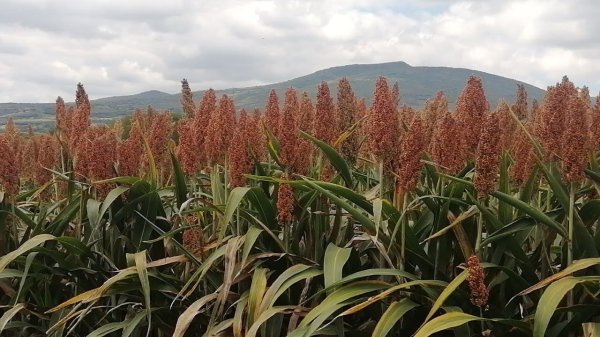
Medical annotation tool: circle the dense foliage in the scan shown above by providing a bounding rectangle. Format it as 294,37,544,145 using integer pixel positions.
0,76,599,337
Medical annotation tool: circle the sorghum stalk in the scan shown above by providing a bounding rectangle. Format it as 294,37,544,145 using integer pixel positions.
475,205,484,253
567,182,575,317
400,192,408,271
433,176,444,280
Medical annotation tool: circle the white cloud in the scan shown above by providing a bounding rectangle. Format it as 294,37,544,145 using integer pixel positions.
1,0,600,102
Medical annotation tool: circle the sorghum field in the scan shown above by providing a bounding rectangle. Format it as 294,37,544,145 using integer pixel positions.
1,75,599,337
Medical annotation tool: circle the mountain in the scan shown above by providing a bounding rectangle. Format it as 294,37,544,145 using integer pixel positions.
0,61,545,131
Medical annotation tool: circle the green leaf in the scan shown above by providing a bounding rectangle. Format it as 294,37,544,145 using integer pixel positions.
481,217,536,246
300,130,353,187
56,236,91,257
491,190,567,237
48,269,138,313
246,306,297,337
259,265,322,313
220,187,252,240
177,245,227,300
97,186,129,227
299,281,388,329
246,187,278,229
0,303,25,333
0,234,55,273
241,226,263,268
533,276,600,337
14,252,37,303
248,268,268,328
424,206,477,242
88,322,128,337
0,269,23,279
517,257,600,296
579,199,600,227
338,280,445,317
121,311,147,337
414,312,484,337
498,153,512,224
324,243,351,290
170,149,188,208
172,293,219,337
301,178,375,234
423,270,468,324
371,299,419,337
133,251,152,337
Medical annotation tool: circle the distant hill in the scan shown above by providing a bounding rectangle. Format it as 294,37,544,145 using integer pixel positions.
0,61,545,131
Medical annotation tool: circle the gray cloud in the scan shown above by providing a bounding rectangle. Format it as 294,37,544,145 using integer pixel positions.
1,0,599,103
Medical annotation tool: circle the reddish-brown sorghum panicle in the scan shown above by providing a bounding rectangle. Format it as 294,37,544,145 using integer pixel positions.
589,95,600,152
455,76,489,157
117,111,144,177
69,83,91,154
34,135,59,186
510,125,536,187
228,110,254,187
265,89,280,138
180,79,196,118
248,109,266,161
177,118,199,176
55,96,71,144
534,77,577,159
295,92,315,175
277,176,295,224
337,78,359,165
205,95,236,166
279,88,300,170
512,83,528,120
195,89,218,167
315,81,337,145
496,101,516,153
183,226,204,259
560,92,588,183
74,126,117,196
4,118,22,172
422,91,448,140
396,117,426,191
367,77,400,168
390,81,400,112
474,113,501,198
429,111,466,174
0,135,20,195
467,255,489,308
148,112,174,171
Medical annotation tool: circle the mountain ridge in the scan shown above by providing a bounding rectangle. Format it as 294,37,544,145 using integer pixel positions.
0,61,545,130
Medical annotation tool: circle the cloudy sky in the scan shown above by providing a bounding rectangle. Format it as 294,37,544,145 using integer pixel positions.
1,0,599,102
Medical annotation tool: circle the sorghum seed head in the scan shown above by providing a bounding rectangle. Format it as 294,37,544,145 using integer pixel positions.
295,92,315,175
510,125,536,187
455,76,490,156
474,112,501,198
396,116,426,191
276,175,295,224
279,88,300,170
367,76,400,168
315,81,337,145
205,95,236,166
511,83,528,120
0,135,20,195
337,78,359,165
228,110,254,187
560,92,588,183
265,89,281,138
180,79,196,118
467,255,489,308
